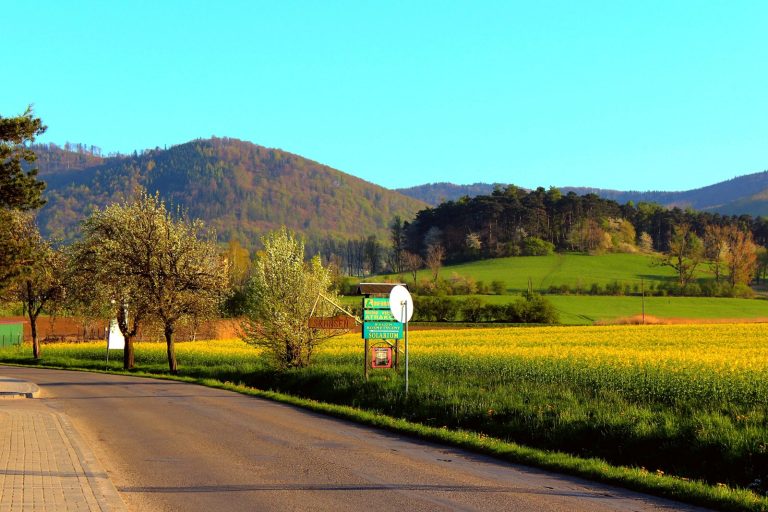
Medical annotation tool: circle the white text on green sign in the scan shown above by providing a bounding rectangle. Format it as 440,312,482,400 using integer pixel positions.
363,309,396,321
363,322,403,339
366,331,402,340
364,297,390,309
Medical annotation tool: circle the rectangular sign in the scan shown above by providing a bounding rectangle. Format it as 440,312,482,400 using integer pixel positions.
308,315,357,329
363,309,396,321
366,330,403,340
107,318,125,350
363,321,403,339
371,347,393,368
363,297,390,309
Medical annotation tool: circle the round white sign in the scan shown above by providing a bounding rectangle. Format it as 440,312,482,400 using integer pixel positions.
389,285,414,323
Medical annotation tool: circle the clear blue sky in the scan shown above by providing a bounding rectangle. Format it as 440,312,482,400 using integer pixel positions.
3,1,767,191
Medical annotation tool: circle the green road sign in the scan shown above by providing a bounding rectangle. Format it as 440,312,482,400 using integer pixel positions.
363,309,396,321
363,321,403,339
363,297,390,309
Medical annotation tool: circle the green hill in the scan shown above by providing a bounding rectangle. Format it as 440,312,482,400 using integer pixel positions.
397,253,681,292
33,138,427,246
376,253,767,324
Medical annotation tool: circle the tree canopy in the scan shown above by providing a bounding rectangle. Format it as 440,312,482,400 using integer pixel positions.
241,228,346,369
0,107,47,210
74,192,228,372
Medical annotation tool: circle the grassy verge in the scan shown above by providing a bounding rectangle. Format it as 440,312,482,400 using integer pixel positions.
0,354,766,511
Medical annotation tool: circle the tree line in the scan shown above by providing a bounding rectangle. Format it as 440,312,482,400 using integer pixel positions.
396,185,768,258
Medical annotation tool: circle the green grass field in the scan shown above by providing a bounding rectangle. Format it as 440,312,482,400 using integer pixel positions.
390,253,683,292
354,253,768,324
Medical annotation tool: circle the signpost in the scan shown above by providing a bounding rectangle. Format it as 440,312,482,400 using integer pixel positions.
358,283,414,387
389,285,414,395
363,321,403,339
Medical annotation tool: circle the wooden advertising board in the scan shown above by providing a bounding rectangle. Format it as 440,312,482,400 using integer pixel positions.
308,315,357,329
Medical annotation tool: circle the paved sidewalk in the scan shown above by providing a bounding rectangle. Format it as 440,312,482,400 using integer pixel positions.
0,379,126,511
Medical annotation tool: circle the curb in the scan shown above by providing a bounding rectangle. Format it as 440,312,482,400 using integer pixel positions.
0,377,41,399
54,412,129,511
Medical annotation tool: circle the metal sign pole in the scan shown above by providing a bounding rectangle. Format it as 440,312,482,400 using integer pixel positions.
402,301,408,395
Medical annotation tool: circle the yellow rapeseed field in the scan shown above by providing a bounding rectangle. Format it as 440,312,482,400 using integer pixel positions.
41,323,768,375
322,323,768,371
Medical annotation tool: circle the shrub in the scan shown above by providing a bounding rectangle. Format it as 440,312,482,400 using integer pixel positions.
481,304,505,322
521,237,555,256
605,280,623,296
516,292,559,323
490,280,506,295
730,283,755,298
413,296,437,321
448,272,477,295
460,297,486,322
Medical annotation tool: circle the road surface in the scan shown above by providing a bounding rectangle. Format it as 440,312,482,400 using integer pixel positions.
0,366,706,512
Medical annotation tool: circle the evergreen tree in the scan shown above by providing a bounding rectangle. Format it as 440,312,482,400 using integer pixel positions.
0,107,47,210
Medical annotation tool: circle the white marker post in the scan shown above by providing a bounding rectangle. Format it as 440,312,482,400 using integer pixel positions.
389,285,414,395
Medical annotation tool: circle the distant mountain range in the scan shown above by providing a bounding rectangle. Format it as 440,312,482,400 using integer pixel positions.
32,138,426,246
31,139,768,250
396,172,768,216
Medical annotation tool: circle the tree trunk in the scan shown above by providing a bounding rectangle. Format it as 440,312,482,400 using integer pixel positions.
27,282,41,359
117,305,135,370
30,313,40,359
165,324,177,374
123,337,135,370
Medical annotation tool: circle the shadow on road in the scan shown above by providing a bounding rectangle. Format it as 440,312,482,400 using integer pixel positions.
116,483,615,499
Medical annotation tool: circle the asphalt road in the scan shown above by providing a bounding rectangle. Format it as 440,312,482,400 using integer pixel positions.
1,366,707,512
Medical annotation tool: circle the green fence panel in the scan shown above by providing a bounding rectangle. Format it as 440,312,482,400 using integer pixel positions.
0,323,23,347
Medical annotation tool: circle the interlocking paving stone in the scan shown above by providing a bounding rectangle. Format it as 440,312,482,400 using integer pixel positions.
0,405,126,511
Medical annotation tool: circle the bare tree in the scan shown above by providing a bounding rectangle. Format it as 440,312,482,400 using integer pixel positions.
402,251,423,285
704,225,729,283
660,223,703,289
426,244,445,283
724,226,757,287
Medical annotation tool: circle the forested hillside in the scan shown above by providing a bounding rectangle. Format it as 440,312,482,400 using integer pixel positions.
400,185,768,263
395,182,499,205
33,138,426,246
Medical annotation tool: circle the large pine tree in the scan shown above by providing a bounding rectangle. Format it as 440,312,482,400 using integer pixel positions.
0,107,47,210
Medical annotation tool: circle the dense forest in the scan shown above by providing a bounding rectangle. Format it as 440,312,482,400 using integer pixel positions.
31,138,426,246
394,186,768,263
